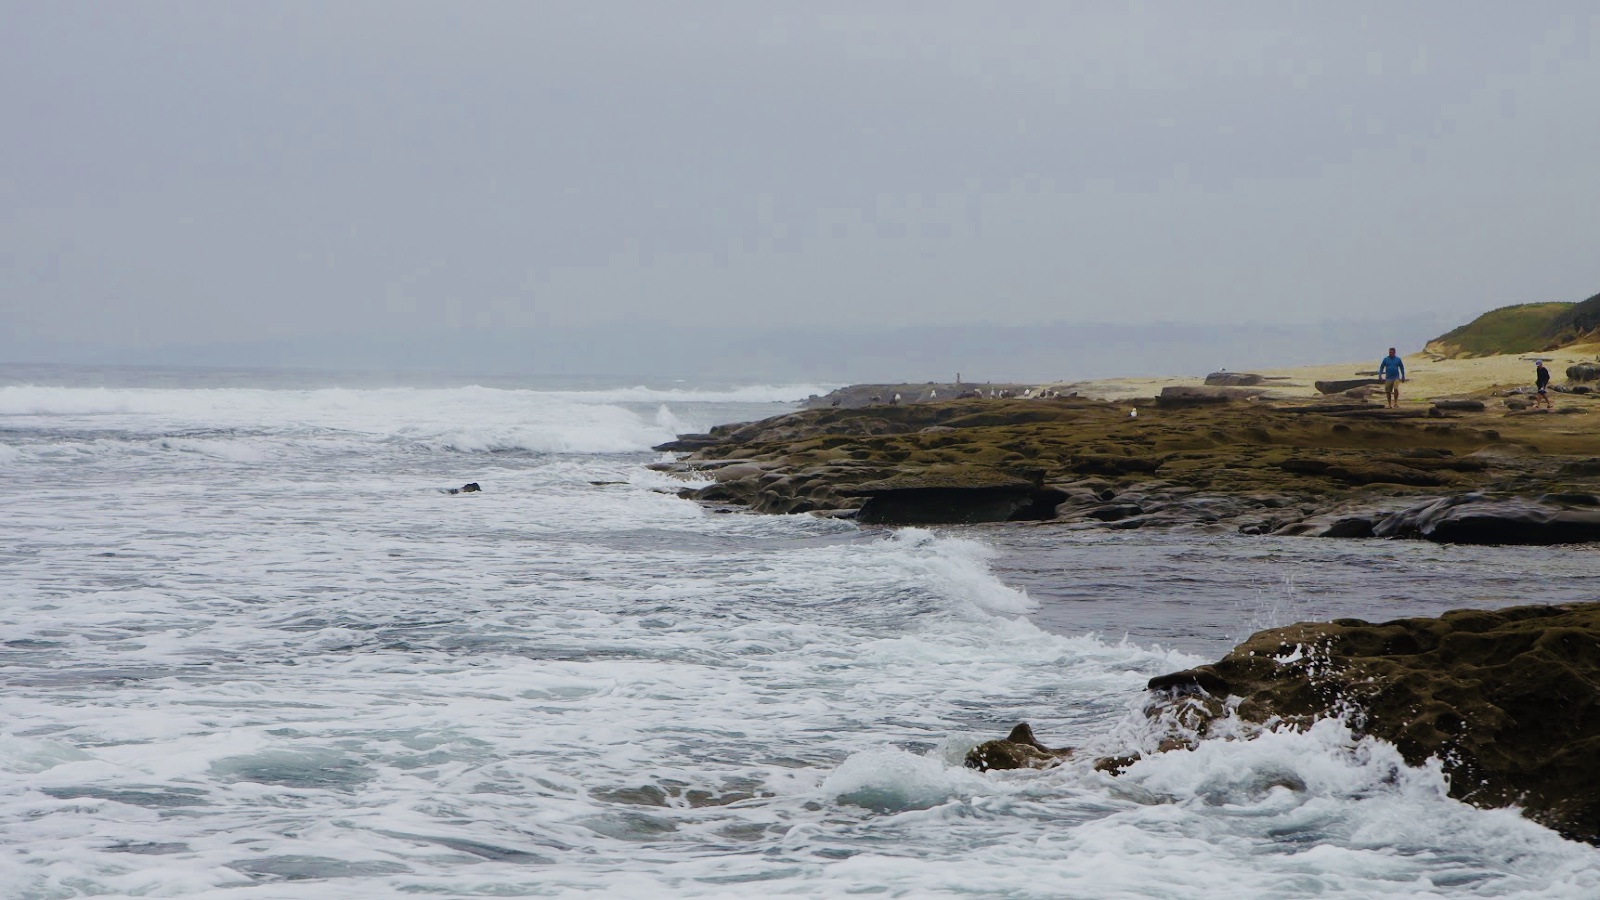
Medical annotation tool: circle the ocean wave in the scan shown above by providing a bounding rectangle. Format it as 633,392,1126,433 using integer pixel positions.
537,383,836,404
0,385,749,454
0,382,826,418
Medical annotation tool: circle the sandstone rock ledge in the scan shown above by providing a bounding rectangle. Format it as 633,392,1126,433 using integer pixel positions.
652,394,1600,538
1142,602,1600,844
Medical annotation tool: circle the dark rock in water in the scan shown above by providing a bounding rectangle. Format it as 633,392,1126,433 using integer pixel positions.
444,483,481,495
1204,372,1265,386
1375,494,1600,544
965,723,1075,771
846,469,1066,525
653,434,725,452
1141,602,1600,844
1315,378,1384,394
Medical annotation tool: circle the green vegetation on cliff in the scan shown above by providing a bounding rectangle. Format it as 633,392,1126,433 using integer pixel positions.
1426,290,1600,358
1546,290,1600,345
1425,302,1574,358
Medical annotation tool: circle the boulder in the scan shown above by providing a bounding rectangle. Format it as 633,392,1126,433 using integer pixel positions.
1204,372,1265,386
1566,363,1600,382
965,723,1075,771
1315,378,1384,394
1156,386,1259,407
1141,602,1600,844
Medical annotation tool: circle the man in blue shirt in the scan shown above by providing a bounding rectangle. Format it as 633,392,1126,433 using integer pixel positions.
1379,347,1406,408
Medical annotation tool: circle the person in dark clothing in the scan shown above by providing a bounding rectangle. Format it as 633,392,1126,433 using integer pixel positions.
1534,360,1552,409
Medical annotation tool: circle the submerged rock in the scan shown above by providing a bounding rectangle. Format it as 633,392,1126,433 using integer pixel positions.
1142,602,1600,844
964,723,1075,771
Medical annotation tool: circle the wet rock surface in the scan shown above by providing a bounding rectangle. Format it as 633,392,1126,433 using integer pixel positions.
1371,494,1600,544
964,723,1075,771
1142,602,1600,844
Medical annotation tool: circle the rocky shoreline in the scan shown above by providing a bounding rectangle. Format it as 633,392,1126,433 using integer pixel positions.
964,602,1600,845
653,386,1600,843
653,390,1600,544
1134,601,1600,844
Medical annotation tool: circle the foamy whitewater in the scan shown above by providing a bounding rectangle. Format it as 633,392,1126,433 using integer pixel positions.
2,366,1597,898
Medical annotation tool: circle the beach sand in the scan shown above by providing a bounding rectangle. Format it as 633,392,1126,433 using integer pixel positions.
1054,342,1600,403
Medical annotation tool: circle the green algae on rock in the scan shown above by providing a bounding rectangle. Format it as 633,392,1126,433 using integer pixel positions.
653,394,1600,538
1144,602,1600,844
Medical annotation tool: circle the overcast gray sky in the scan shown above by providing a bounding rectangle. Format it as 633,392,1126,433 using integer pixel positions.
3,1,1598,359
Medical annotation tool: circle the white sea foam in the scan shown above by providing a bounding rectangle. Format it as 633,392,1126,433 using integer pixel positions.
536,383,835,404
0,384,722,454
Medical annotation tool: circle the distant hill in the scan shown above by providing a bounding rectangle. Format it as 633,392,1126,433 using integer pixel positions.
1425,291,1600,358
1547,292,1600,344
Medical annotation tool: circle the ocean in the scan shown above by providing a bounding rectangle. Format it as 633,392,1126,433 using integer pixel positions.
2,364,1597,898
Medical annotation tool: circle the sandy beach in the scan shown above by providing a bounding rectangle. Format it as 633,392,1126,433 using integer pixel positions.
1052,341,1600,402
